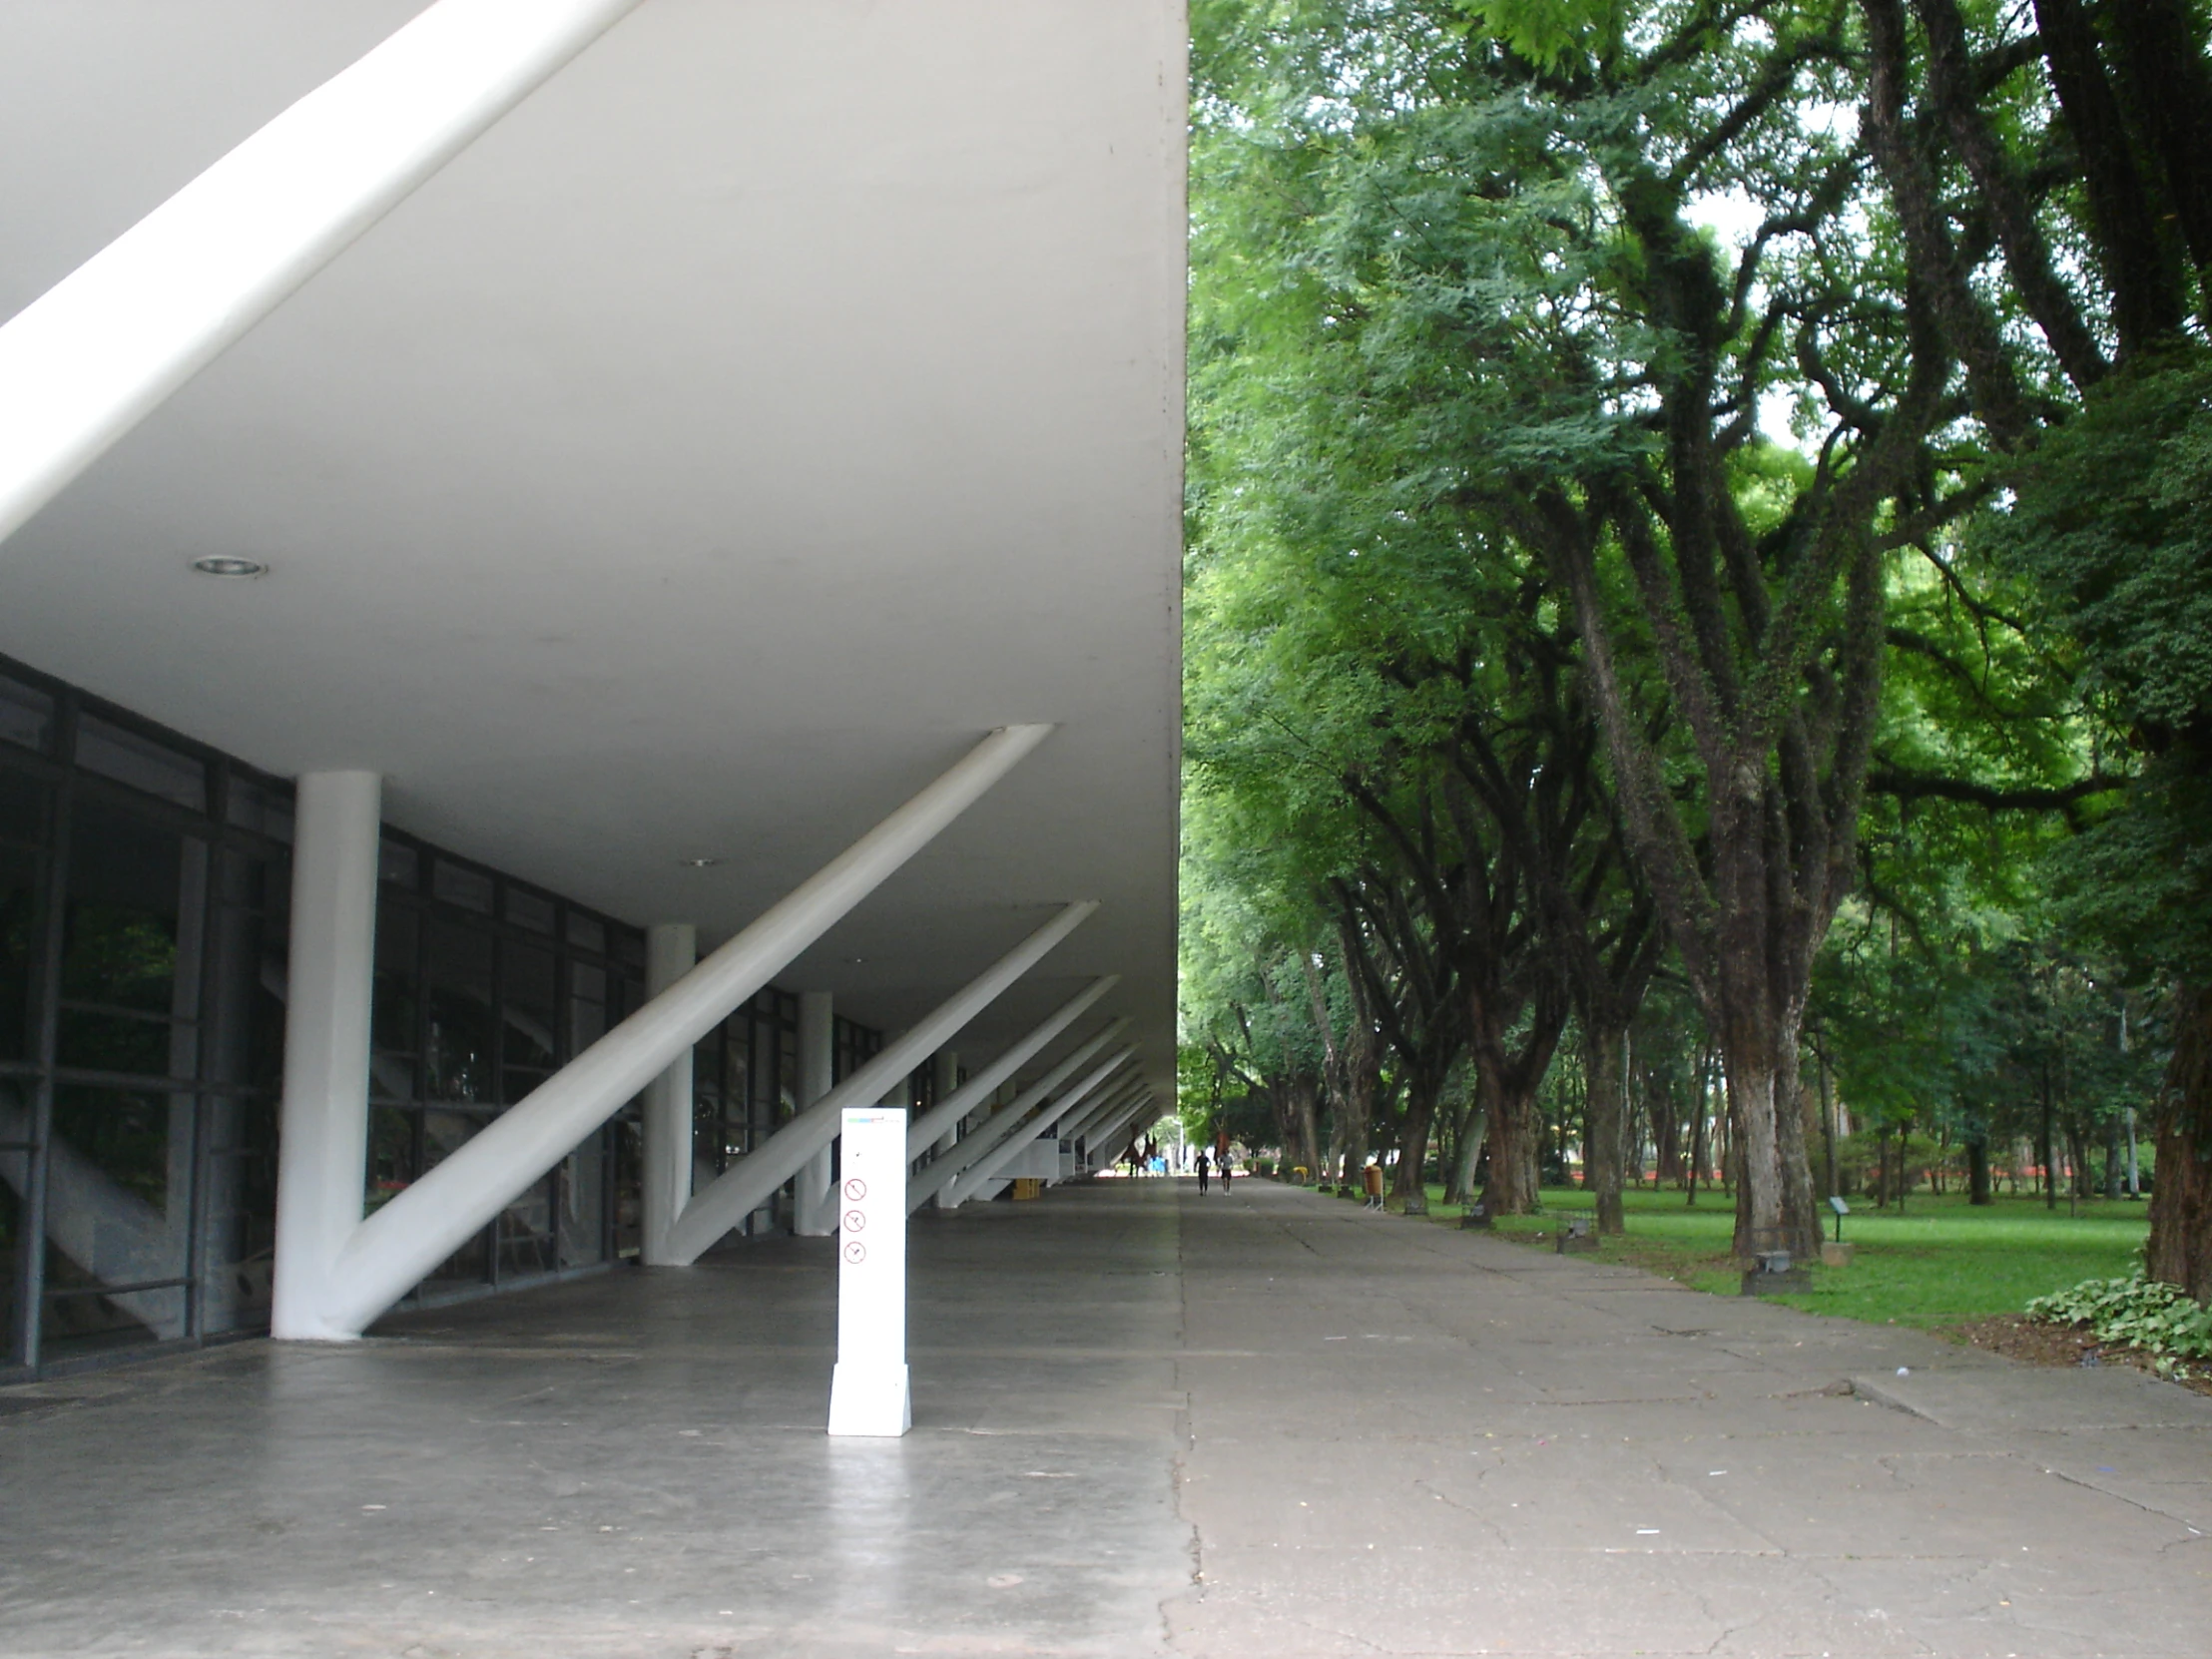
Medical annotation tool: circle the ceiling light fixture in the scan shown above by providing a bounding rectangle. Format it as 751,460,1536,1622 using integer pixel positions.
191,555,267,579
680,856,724,868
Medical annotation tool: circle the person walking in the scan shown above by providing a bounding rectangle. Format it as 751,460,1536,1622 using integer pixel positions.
1195,1149,1211,1194
1218,1148,1234,1189
1362,1159,1385,1211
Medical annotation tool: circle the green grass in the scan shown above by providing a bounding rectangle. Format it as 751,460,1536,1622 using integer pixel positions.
1319,1180,2151,1330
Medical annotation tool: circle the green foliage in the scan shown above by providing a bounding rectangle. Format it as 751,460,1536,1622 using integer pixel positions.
2027,1272,2212,1366
1979,348,2212,984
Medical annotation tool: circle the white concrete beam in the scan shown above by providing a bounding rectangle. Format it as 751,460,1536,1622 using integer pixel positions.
0,0,644,551
903,1022,1128,1213
296,724,1053,1338
662,900,1097,1264
902,976,1118,1159
940,1048,1135,1208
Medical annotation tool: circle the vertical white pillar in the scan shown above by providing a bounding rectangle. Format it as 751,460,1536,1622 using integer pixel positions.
271,771,381,1341
794,990,837,1235
639,922,697,1265
827,1105,910,1436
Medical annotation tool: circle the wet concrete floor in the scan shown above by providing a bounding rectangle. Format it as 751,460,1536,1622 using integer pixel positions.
3,1178,2208,1655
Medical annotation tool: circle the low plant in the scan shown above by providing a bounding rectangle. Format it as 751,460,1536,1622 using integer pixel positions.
2026,1272,2212,1377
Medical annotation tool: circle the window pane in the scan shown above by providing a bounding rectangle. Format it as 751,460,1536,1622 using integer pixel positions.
224,776,292,843
198,1098,276,1336
423,921,493,1102
75,716,207,812
367,1106,418,1208
497,1174,555,1280
0,769,49,844
430,860,493,913
564,910,605,953
371,906,419,1103
0,842,41,1063
378,840,418,889
502,942,557,1080
0,677,54,755
504,887,554,934
0,1168,18,1367
58,807,205,1080
693,1035,724,1175
42,1085,191,1357
206,849,287,1095
558,1131,605,1269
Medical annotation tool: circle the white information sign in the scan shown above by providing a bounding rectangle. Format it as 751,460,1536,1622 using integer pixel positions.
826,1105,910,1436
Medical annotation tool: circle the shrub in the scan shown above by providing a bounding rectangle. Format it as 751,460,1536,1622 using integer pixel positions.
2026,1272,2212,1375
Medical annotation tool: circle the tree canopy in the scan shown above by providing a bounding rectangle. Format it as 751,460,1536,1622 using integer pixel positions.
1182,0,2212,1288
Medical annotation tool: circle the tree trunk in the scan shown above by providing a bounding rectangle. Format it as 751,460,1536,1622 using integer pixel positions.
1480,1075,1541,1215
1392,1070,1442,1214
1448,1108,1488,1206
1719,1015,1818,1259
1584,1023,1627,1235
2147,983,2212,1299
1967,1130,1992,1206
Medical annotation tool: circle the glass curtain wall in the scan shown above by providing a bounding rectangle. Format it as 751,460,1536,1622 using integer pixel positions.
689,995,882,1235
0,647,863,1379
366,832,646,1301
0,665,289,1379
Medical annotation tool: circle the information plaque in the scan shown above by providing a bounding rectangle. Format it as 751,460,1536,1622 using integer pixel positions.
826,1105,911,1436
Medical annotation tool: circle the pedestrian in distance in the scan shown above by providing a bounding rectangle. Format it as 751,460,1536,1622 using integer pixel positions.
1195,1149,1211,1194
1219,1149,1234,1188
1362,1159,1385,1211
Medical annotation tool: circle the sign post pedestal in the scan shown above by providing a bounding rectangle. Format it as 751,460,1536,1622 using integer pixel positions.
827,1105,910,1436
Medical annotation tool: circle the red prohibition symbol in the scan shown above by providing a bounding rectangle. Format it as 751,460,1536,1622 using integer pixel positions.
843,1209,866,1233
843,1178,867,1202
842,1241,866,1265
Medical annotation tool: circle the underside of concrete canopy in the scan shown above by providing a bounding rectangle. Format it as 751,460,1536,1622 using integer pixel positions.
0,1,1185,1095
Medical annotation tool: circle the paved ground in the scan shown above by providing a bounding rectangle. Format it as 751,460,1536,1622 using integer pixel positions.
2,1179,2208,1656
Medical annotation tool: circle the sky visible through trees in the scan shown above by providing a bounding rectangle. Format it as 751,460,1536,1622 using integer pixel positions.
1178,0,2212,1291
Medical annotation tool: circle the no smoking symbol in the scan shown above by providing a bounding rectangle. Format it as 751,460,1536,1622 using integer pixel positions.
842,1240,866,1265
843,1209,866,1233
843,1177,867,1202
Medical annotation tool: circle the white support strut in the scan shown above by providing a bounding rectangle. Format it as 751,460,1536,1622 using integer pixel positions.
291,725,1054,1338
903,976,1118,1160
0,0,644,551
940,1047,1135,1208
903,1023,1128,1213
661,900,1097,1264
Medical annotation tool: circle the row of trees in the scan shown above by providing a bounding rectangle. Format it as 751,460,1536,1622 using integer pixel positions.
1180,0,2212,1286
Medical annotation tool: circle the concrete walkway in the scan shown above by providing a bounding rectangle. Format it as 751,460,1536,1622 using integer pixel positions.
2,1180,2208,1656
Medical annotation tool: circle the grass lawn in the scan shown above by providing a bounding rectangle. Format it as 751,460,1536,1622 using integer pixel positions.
1319,1181,2150,1330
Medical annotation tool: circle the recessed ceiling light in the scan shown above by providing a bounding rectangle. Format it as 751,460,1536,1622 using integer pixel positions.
680,856,724,868
191,555,267,579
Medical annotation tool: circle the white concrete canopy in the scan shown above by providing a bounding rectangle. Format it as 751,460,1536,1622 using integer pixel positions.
0,0,1184,1094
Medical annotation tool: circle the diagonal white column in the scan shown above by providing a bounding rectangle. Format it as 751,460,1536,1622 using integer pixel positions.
903,977,1118,1160
1099,1095,1158,1162
904,1023,1128,1213
298,725,1053,1338
1064,1080,1148,1154
939,1047,1135,1209
0,0,645,550
662,902,1098,1264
